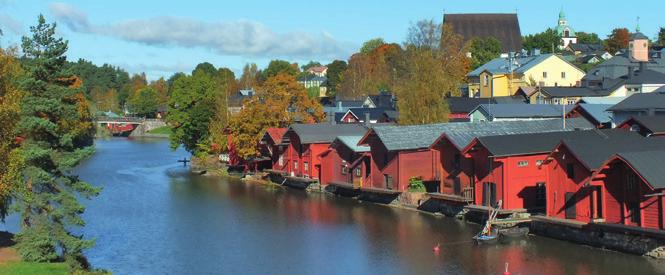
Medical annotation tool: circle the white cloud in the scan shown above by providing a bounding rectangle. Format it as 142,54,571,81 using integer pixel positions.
49,3,351,59
0,13,22,34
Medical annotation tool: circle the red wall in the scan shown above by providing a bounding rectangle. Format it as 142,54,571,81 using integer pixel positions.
436,138,474,198
600,160,665,230
319,145,362,186
545,145,597,222
365,136,437,192
497,154,548,210
283,131,328,179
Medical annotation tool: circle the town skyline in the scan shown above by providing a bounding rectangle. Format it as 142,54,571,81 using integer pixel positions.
0,0,662,79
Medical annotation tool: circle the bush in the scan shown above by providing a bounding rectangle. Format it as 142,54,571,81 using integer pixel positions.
407,177,426,192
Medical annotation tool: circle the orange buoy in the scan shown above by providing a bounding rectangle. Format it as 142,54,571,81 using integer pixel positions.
433,243,441,253
503,262,510,275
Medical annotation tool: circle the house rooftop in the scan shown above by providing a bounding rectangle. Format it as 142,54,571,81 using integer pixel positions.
619,116,665,134
443,13,522,52
539,86,609,97
283,123,368,144
263,128,287,144
360,117,593,152
571,103,614,125
613,150,665,189
471,104,573,119
346,107,394,122
473,129,620,157
559,130,665,171
608,91,665,112
468,54,555,77
332,136,370,153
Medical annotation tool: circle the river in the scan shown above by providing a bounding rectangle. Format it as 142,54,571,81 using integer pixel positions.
2,138,664,274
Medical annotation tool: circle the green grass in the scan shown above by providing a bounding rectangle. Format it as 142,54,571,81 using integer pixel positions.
0,261,69,275
147,125,172,135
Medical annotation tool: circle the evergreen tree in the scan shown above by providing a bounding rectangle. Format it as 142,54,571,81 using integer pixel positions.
13,15,99,269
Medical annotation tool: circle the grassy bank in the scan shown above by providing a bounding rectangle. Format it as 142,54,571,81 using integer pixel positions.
0,260,69,275
147,125,172,135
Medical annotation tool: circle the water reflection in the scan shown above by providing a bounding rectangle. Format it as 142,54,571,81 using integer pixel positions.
2,138,660,275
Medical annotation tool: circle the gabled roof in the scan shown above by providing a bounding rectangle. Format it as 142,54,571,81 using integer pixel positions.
447,97,526,114
571,103,614,125
359,117,593,152
468,54,555,77
619,116,665,134
331,136,370,153
624,69,665,85
367,92,394,109
471,129,620,157
346,107,393,122
612,150,665,189
471,104,573,119
583,53,665,81
283,123,368,144
557,130,665,171
608,91,665,112
568,43,603,53
443,13,522,52
264,128,287,144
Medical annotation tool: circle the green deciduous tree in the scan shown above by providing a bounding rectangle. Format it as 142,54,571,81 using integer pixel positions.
325,60,347,96
167,71,217,155
128,87,158,118
523,28,561,53
208,67,236,154
360,38,385,54
469,37,502,69
262,60,299,79
655,27,665,46
576,32,602,45
13,15,99,269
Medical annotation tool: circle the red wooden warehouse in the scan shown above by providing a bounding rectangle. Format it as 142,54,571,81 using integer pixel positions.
260,128,287,171
593,150,665,230
318,136,370,188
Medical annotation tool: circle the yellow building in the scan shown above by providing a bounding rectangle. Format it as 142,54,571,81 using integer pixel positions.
467,53,585,98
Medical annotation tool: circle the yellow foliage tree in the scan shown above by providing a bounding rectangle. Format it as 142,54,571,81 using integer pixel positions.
0,48,24,218
228,73,324,159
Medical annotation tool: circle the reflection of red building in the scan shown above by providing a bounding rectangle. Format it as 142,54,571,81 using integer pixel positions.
281,124,367,179
593,150,665,229
318,136,370,187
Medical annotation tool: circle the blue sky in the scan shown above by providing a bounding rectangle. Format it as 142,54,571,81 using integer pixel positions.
0,0,662,80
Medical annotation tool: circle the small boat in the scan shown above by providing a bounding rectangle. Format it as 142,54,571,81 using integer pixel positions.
499,227,529,238
474,233,499,244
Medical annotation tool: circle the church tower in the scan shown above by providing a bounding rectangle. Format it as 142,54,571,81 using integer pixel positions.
556,9,577,49
629,20,649,62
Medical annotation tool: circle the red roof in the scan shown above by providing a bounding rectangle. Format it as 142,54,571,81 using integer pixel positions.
266,128,287,143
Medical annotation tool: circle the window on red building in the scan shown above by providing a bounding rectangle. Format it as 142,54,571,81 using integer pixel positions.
566,163,575,179
341,165,348,175
304,162,309,173
629,202,641,224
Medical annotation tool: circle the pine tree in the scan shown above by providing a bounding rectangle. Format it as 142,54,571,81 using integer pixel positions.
13,15,99,269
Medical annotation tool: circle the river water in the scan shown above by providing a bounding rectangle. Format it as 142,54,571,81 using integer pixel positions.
2,138,664,274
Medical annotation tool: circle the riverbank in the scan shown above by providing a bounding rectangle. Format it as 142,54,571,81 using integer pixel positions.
0,232,68,275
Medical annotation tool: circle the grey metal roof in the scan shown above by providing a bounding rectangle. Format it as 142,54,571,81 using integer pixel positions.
578,96,627,105
608,92,665,112
332,136,370,153
364,117,593,151
575,103,614,124
468,54,556,77
631,32,649,40
616,150,665,189
560,130,665,170
284,123,368,144
471,104,573,119
540,87,606,97
347,107,394,121
583,53,665,81
475,129,619,157
627,116,665,134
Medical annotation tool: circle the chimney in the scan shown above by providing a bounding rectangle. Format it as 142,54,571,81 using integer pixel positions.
364,112,371,126
337,101,342,111
627,66,634,79
328,111,336,125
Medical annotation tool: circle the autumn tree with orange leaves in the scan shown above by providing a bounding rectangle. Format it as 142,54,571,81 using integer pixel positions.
228,73,324,159
605,28,630,54
337,41,402,99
